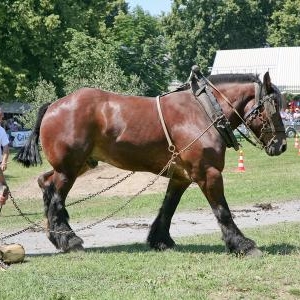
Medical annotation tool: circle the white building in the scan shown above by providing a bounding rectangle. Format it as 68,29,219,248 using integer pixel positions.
210,47,300,94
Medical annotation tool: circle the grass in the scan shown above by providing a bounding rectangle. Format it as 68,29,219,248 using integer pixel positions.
0,223,299,299
1,139,300,299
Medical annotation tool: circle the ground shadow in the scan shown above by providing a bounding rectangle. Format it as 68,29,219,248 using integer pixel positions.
261,243,299,255
26,243,225,257
85,243,226,254
26,242,299,258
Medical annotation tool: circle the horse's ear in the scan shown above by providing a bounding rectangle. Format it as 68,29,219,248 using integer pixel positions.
263,71,272,93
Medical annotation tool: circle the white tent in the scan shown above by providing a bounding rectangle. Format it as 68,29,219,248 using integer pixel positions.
210,47,300,94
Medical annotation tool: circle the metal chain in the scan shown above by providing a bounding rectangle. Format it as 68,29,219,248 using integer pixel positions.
66,171,134,207
0,191,45,242
0,225,35,242
0,172,135,241
75,166,169,233
7,191,41,227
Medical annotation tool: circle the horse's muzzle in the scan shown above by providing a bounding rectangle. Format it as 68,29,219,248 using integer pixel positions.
265,137,287,156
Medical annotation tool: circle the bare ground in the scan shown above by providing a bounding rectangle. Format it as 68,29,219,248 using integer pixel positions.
3,163,300,255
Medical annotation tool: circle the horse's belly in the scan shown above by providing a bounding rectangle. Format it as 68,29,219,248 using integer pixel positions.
91,141,175,174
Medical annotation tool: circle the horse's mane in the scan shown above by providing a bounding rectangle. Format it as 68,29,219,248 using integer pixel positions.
166,73,263,96
208,73,261,85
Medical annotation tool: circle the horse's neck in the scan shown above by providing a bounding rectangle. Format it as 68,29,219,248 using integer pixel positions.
217,82,256,129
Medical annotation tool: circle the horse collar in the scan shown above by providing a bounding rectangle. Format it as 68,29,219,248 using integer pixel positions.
190,71,239,150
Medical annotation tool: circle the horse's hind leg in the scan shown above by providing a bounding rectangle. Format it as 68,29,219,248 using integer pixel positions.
147,178,191,250
38,170,83,252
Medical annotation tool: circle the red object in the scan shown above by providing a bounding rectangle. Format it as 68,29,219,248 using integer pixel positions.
236,150,245,172
294,135,299,148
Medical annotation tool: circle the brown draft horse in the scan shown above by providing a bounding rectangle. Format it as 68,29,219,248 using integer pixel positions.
15,71,287,256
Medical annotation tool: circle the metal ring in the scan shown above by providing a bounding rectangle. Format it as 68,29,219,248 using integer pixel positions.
168,144,176,153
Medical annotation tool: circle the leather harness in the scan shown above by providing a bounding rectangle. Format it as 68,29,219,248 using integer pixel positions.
156,66,240,153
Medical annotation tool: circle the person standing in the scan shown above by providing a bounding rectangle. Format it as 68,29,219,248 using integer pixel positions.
293,108,300,120
0,108,9,172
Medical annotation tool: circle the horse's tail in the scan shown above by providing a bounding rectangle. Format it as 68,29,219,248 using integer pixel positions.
14,103,51,167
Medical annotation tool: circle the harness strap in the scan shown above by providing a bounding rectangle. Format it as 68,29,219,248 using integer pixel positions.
156,96,175,152
200,74,265,149
190,69,239,150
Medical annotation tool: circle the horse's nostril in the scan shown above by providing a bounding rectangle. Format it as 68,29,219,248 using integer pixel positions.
281,144,287,153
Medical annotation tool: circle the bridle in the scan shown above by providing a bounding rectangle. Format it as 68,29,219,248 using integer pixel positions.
201,75,284,150
243,82,285,149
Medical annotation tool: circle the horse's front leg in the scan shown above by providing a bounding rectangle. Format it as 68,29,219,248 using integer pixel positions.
147,178,191,250
38,171,83,252
198,167,262,256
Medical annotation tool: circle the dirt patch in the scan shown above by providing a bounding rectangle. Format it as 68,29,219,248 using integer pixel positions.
3,200,300,255
10,163,170,199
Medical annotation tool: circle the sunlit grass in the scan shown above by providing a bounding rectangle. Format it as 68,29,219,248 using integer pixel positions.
1,223,299,300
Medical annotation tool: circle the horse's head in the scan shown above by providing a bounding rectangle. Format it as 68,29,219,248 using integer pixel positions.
243,72,287,156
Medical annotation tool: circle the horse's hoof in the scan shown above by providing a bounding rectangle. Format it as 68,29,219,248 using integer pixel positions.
245,248,263,257
154,242,175,251
69,244,85,252
63,236,84,253
148,238,176,251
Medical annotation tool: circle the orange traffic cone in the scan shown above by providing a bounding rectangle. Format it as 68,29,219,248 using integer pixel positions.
295,135,299,148
236,150,245,172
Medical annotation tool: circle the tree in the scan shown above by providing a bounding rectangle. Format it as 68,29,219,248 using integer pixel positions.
17,79,57,130
0,0,128,101
60,29,145,96
162,0,277,81
267,0,300,46
108,7,171,96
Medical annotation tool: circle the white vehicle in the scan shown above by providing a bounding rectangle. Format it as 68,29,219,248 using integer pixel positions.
283,120,300,138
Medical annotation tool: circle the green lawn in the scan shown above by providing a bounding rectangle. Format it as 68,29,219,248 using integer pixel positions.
1,139,299,300
1,223,299,300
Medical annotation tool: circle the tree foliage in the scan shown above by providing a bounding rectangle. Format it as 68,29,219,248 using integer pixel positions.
17,79,57,130
0,0,299,106
108,7,171,95
162,0,278,80
267,0,300,46
0,0,170,102
61,30,145,95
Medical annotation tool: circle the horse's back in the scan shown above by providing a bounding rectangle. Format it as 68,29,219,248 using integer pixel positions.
39,88,169,171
